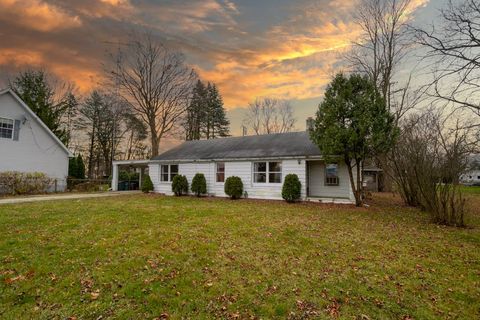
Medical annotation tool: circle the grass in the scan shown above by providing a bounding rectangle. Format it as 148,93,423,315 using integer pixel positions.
460,185,480,195
0,194,479,319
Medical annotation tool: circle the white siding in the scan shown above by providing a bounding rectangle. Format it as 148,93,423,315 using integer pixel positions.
307,161,354,201
0,92,69,191
150,159,307,200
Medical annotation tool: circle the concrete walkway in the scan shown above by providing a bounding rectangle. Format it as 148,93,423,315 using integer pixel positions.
0,191,141,205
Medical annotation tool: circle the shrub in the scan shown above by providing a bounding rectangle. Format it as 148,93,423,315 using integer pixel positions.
0,171,53,195
141,174,154,193
282,174,301,202
224,176,243,199
172,175,188,196
191,173,207,196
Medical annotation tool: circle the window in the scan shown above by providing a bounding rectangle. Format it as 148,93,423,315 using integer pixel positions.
216,162,225,182
253,161,282,183
254,162,267,183
325,164,339,186
0,118,13,139
269,162,282,183
170,165,178,181
161,165,169,182
161,164,178,182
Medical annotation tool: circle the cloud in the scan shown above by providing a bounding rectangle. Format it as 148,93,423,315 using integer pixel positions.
0,0,431,111
0,0,81,32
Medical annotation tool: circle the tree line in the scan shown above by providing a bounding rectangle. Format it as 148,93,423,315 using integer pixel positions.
8,34,231,179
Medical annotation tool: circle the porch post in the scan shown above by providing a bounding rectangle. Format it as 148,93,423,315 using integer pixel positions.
112,163,119,191
139,167,144,190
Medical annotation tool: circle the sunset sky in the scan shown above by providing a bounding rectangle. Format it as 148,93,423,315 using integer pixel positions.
0,0,447,136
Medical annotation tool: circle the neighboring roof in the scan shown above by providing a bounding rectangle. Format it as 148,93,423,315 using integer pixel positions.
152,131,321,161
0,88,73,157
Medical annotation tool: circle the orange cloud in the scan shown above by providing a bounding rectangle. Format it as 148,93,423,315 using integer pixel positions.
196,0,429,108
0,47,101,93
0,0,81,32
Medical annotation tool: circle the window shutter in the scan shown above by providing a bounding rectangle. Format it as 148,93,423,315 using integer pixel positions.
13,120,20,141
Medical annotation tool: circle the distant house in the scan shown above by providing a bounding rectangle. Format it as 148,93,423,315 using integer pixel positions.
112,131,357,203
0,88,72,191
461,169,480,186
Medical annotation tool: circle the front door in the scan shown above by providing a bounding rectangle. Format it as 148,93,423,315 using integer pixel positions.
308,161,323,197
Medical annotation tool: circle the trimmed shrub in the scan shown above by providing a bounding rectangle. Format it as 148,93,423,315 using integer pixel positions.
191,173,207,196
0,171,53,195
172,175,188,196
224,176,243,199
141,174,154,193
282,174,301,202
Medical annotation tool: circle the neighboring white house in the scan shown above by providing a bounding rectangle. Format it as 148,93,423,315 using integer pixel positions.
0,88,72,191
112,131,356,203
460,169,480,186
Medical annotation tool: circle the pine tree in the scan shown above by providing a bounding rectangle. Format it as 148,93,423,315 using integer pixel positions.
76,154,86,179
68,156,78,178
210,84,230,138
184,80,230,140
10,70,76,144
185,80,207,140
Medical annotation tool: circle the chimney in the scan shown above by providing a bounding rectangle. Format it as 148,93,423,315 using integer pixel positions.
306,117,314,132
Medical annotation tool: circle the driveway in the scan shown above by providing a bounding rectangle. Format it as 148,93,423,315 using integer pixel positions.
0,191,141,205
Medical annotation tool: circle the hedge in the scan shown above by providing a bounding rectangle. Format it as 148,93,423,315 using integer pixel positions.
282,174,302,202
191,173,207,196
172,175,188,196
141,174,154,193
224,176,243,199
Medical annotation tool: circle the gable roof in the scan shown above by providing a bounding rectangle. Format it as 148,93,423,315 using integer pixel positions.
0,88,73,157
152,131,321,161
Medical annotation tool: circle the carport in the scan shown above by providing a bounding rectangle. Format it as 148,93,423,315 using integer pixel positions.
111,160,150,191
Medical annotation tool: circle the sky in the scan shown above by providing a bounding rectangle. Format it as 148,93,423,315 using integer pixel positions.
0,0,448,139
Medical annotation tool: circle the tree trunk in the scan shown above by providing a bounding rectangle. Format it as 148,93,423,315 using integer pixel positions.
345,157,362,206
356,159,362,205
149,120,160,156
88,124,96,179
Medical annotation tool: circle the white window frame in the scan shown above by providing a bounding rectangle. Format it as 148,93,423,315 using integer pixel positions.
0,117,14,140
160,164,179,183
325,163,339,186
216,162,225,183
252,161,283,184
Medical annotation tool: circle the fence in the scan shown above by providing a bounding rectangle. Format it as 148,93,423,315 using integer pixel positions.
66,178,111,192
0,172,66,195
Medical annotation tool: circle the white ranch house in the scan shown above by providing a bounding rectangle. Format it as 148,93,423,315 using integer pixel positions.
0,88,72,191
112,132,356,203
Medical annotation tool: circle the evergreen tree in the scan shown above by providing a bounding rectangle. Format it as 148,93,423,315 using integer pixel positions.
68,156,78,178
185,81,229,140
210,84,230,138
76,154,86,179
310,73,397,206
185,80,207,140
10,70,76,144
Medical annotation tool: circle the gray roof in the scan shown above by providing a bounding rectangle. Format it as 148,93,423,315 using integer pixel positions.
152,131,321,161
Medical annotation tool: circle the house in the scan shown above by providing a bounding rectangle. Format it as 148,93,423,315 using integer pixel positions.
460,169,480,186
112,131,356,203
0,88,72,191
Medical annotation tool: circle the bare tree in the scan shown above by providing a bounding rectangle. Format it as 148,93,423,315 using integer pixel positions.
390,107,476,226
415,0,480,118
243,97,296,135
107,32,197,156
346,0,414,116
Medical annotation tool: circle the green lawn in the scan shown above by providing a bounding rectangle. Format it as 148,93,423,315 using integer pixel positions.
0,194,479,319
461,185,480,195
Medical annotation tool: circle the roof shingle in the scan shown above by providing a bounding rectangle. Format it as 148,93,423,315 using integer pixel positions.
152,131,321,161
